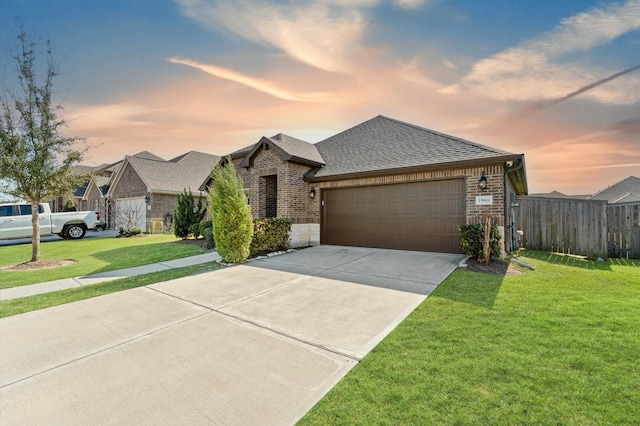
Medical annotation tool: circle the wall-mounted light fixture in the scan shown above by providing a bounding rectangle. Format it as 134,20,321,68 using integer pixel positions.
309,188,316,199
144,195,150,203
478,171,488,190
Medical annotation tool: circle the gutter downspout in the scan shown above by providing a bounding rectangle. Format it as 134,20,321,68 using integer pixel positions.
505,159,525,252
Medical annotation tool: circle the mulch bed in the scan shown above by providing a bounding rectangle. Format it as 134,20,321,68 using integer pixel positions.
464,258,522,275
2,259,77,271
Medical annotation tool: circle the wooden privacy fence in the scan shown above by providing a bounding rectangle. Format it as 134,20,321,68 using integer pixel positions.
607,203,640,259
515,196,640,259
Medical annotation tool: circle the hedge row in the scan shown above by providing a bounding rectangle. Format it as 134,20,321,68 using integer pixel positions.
250,218,292,257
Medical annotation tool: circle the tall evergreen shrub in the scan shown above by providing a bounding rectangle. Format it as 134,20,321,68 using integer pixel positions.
174,188,207,239
209,159,253,263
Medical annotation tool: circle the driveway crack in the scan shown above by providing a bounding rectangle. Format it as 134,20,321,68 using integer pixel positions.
145,285,362,362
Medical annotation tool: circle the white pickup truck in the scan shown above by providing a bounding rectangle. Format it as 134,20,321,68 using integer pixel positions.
0,202,102,240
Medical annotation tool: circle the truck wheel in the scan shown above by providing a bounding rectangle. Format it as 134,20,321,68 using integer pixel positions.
65,224,86,239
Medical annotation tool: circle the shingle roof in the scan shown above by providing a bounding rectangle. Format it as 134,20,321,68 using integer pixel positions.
590,176,640,204
313,115,517,178
236,134,325,169
229,144,255,158
73,182,89,197
127,151,219,194
529,191,590,199
132,151,165,161
267,133,324,165
614,193,640,203
96,175,111,196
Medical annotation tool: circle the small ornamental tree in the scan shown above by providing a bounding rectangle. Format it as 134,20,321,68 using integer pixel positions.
0,30,89,262
458,218,501,262
174,188,207,239
209,158,253,263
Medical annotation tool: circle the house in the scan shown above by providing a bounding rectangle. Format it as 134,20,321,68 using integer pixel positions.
49,165,95,212
204,115,528,254
105,151,219,232
589,176,640,204
528,191,590,200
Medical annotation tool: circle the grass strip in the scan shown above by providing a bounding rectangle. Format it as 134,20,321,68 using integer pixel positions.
0,262,222,318
0,235,206,289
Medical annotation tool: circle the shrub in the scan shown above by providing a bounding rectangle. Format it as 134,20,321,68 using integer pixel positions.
458,222,501,260
62,200,76,212
199,220,212,236
209,158,253,263
117,226,143,237
174,188,207,240
202,226,214,249
250,218,291,257
189,223,201,239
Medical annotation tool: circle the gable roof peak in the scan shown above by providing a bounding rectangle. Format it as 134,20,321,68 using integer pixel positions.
132,151,165,161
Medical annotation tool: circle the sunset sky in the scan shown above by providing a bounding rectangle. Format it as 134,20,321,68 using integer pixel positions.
1,0,639,195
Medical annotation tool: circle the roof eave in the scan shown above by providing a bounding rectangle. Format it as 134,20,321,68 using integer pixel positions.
304,154,524,183
287,156,325,168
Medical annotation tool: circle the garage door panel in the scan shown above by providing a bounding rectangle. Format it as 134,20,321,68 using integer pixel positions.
322,180,465,253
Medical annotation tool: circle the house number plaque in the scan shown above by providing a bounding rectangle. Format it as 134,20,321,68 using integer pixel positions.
475,195,493,205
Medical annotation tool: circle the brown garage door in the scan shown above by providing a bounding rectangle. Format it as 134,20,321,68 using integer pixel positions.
322,179,465,253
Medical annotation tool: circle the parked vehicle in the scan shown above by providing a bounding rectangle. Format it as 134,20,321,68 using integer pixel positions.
0,203,102,240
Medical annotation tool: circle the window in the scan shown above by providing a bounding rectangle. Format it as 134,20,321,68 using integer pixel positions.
0,205,14,217
18,205,44,215
264,175,277,218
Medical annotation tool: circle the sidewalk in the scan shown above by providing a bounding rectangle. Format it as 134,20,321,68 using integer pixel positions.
0,252,221,301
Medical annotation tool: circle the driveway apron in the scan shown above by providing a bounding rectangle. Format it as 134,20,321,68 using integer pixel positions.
0,246,464,425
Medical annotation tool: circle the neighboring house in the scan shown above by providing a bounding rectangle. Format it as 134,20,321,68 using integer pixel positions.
106,151,219,232
529,191,590,199
204,115,528,254
49,165,95,212
589,176,640,204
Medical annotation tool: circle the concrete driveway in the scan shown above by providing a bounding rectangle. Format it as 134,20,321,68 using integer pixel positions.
0,246,464,425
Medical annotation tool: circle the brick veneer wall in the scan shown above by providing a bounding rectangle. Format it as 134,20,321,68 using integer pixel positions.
235,148,511,252
146,193,209,233
110,163,148,199
108,162,210,232
238,147,316,223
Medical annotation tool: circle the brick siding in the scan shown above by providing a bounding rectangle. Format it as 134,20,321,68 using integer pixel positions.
310,163,508,231
234,151,513,252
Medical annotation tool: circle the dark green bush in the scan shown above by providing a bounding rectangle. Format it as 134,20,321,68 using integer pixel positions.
174,188,207,240
118,226,143,237
250,218,292,257
62,200,76,212
458,223,501,259
199,220,212,236
202,226,214,249
189,223,201,239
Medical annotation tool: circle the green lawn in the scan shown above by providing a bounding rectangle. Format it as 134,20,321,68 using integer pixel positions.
299,252,640,425
0,234,206,289
0,262,222,318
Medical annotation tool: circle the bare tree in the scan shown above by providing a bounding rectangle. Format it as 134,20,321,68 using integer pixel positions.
0,30,89,261
115,199,145,235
